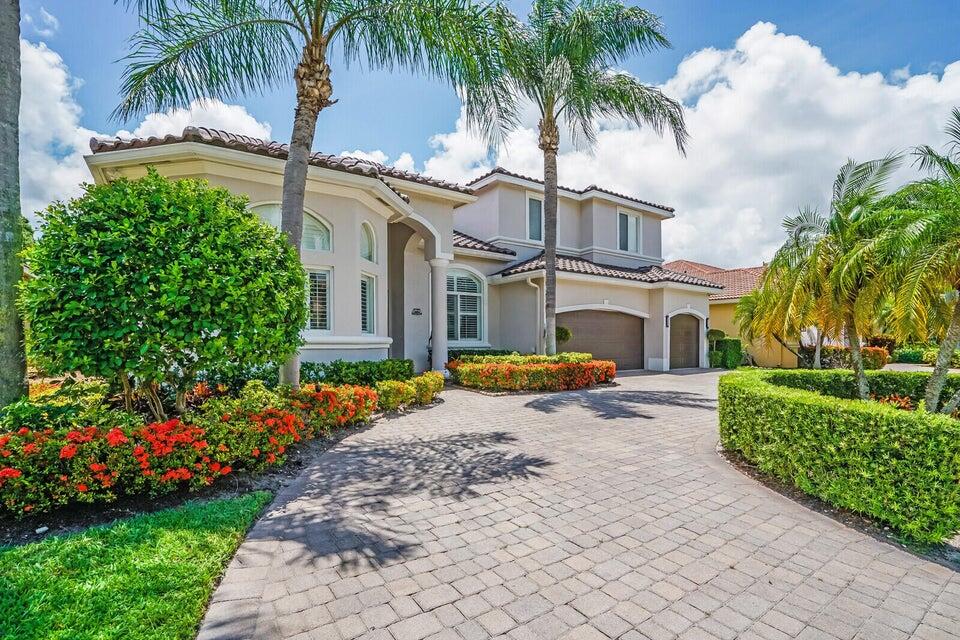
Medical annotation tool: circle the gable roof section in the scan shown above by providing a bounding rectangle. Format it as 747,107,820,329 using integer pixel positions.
496,252,722,289
467,166,675,214
452,230,516,256
665,260,765,300
89,126,471,199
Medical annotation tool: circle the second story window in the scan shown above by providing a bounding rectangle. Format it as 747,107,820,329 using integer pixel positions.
618,210,644,254
251,203,331,252
527,195,543,242
360,222,376,262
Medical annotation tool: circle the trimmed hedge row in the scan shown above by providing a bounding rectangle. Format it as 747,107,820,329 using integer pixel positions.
453,352,594,365
448,360,616,391
375,372,445,410
198,358,415,391
709,338,742,369
798,345,888,370
719,369,960,542
764,368,960,404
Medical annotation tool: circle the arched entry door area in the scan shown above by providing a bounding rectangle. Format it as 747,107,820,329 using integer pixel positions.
557,309,644,370
669,313,700,369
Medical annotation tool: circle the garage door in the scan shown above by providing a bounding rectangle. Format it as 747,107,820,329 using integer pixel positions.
669,313,700,369
557,310,644,370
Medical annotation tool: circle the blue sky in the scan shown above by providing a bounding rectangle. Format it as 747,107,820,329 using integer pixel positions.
17,1,960,265
23,0,958,162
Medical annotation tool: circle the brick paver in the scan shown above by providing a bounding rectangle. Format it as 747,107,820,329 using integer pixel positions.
198,371,960,639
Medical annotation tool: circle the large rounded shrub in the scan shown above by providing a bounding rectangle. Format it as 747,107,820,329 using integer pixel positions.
19,169,306,416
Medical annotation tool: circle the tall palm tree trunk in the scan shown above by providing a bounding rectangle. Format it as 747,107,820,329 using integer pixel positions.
539,117,559,356
279,41,332,388
846,315,870,400
0,0,27,406
923,295,960,412
813,327,824,369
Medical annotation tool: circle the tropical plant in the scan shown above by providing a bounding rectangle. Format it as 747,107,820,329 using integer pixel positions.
19,170,306,419
482,0,687,354
117,0,506,386
0,0,27,407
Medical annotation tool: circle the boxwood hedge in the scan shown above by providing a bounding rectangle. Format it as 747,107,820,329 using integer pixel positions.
718,369,960,543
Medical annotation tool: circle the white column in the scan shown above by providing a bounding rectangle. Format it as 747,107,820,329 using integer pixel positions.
430,258,449,371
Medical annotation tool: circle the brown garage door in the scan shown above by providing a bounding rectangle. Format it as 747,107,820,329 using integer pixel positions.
669,313,700,369
557,310,644,370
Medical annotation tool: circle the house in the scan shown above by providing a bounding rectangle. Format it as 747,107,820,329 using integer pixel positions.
663,260,798,368
85,126,722,372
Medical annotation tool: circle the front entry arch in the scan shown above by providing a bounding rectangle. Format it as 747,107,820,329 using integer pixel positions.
669,313,701,369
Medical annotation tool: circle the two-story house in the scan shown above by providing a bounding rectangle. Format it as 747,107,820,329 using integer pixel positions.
85,127,721,373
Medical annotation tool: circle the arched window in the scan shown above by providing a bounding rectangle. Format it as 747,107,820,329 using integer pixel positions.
360,222,376,262
250,203,331,252
446,270,483,341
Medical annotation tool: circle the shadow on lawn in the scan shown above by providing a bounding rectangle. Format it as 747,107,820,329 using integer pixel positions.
243,431,551,573
524,389,716,420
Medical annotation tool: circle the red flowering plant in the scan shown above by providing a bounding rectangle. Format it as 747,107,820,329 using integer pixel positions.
450,360,616,392
287,384,379,433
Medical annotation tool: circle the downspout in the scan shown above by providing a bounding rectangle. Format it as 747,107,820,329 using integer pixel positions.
526,277,543,355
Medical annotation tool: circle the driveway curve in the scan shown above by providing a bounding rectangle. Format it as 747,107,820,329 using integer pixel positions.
199,371,959,640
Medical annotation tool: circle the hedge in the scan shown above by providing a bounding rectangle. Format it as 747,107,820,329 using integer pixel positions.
892,345,925,364
764,368,960,404
0,381,377,516
452,352,594,365
446,348,515,360
448,360,616,391
798,345,888,370
718,369,960,542
374,372,444,410
198,358,414,391
710,338,742,369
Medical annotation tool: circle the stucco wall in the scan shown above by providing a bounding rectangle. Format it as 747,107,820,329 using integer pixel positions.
554,279,651,314
497,280,540,354
710,301,798,368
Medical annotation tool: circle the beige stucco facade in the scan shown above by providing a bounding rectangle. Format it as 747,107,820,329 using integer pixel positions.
710,300,798,368
85,130,718,373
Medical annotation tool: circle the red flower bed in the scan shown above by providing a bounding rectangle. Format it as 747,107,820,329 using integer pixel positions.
449,360,616,391
0,383,378,516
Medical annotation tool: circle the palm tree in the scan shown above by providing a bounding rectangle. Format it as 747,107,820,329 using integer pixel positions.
0,0,28,407
117,0,506,386
484,0,687,354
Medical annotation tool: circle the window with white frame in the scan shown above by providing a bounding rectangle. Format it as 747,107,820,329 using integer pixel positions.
527,195,543,242
251,203,331,252
307,270,331,330
360,222,376,262
360,274,375,334
618,210,644,253
446,270,482,341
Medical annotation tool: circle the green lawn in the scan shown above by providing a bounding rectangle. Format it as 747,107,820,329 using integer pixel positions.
0,492,272,640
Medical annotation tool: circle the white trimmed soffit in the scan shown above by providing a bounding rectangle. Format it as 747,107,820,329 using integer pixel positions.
484,236,664,265
556,303,651,319
452,247,516,262
469,173,675,219
490,269,721,295
85,142,415,223
382,177,476,205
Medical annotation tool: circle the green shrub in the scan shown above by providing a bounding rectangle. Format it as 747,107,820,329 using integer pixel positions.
892,345,926,363
447,348,515,360
410,371,445,405
921,347,960,368
555,326,572,345
0,381,139,432
449,360,616,391
19,169,306,416
798,345,887,369
374,380,416,411
708,351,724,368
866,334,897,355
716,338,742,369
300,359,414,386
707,328,726,350
719,369,960,542
764,368,960,404
197,361,280,393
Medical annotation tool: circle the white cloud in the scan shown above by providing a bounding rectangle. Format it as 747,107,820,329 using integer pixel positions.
115,99,271,141
18,40,272,223
339,148,416,172
413,22,960,267
23,6,59,38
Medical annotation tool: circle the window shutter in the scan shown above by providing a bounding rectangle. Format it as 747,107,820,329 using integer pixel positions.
308,271,329,330
360,275,374,334
447,295,457,340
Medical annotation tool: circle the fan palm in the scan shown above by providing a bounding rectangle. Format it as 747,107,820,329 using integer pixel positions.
0,0,28,406
483,0,687,354
117,0,506,386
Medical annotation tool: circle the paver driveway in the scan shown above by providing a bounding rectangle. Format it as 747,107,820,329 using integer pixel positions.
199,371,960,640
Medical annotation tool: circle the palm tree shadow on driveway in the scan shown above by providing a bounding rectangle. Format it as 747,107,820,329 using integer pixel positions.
242,431,552,573
523,388,716,420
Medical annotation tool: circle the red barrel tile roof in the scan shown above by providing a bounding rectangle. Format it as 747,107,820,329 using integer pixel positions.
498,252,722,288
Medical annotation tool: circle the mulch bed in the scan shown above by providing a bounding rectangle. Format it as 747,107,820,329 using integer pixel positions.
718,444,960,571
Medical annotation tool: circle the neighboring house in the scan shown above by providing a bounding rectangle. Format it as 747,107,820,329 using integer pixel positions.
85,127,721,372
664,260,798,368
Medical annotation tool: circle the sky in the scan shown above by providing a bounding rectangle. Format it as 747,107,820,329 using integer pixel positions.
17,0,960,267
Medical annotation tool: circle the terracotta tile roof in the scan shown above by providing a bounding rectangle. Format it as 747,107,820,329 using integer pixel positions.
452,230,516,256
665,260,766,300
88,126,472,199
496,252,723,288
467,166,674,213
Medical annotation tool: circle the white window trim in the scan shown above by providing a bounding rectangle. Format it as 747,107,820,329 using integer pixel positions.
304,267,333,336
446,265,488,346
525,192,544,244
617,208,644,255
360,272,376,335
360,220,377,263
249,201,334,252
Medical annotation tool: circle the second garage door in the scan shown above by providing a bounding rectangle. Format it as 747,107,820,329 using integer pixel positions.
557,310,644,370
